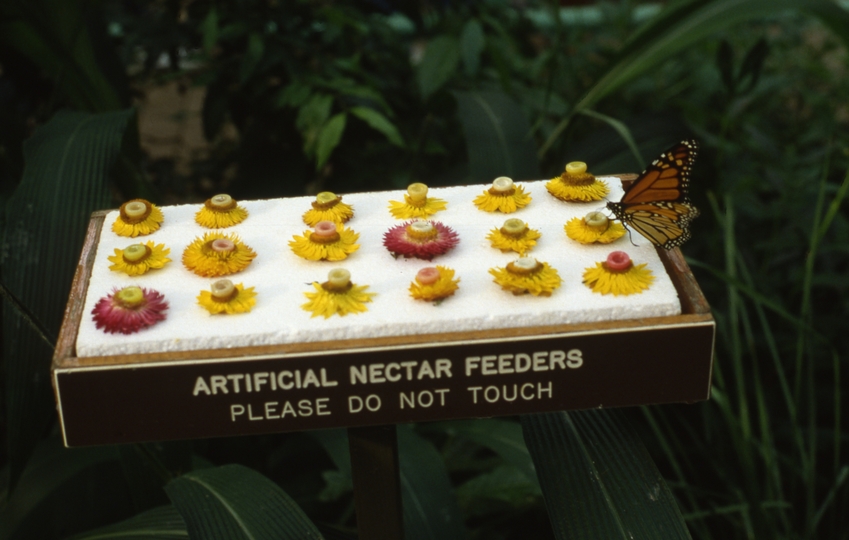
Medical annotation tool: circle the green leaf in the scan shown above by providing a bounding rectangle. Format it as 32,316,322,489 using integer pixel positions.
240,32,265,83
350,107,404,147
417,36,461,99
66,505,188,540
296,93,334,155
275,81,313,109
201,8,219,54
309,429,353,502
575,109,644,167
1,109,133,491
454,90,540,182
315,113,347,169
456,464,541,517
460,19,486,77
521,410,691,540
398,426,466,540
441,419,537,482
164,464,323,540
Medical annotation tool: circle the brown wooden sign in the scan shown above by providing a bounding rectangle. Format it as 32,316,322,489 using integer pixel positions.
54,320,713,446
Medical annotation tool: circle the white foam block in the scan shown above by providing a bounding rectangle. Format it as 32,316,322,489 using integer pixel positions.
75,179,681,357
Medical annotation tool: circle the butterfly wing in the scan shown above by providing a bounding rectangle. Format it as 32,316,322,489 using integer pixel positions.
607,139,700,249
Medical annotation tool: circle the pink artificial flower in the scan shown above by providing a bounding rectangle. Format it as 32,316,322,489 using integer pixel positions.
382,220,459,260
92,286,169,334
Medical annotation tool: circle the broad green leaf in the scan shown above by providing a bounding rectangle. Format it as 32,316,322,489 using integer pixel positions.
1,109,133,491
275,81,313,109
460,20,485,77
398,426,466,540
454,90,540,182
240,32,265,83
67,505,188,540
309,429,353,501
296,93,334,155
521,410,691,540
440,419,536,482
201,8,219,55
350,107,404,147
315,113,347,169
417,36,461,99
164,464,323,540
456,464,541,517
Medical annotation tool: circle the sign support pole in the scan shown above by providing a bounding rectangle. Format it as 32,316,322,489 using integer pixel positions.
348,424,405,539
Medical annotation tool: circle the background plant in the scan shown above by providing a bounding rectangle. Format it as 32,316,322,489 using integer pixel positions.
1,0,848,539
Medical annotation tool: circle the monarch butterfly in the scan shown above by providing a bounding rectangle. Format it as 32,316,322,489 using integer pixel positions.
607,139,700,250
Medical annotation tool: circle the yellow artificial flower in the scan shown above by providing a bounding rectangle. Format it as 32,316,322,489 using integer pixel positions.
289,221,360,261
565,212,626,244
409,266,460,302
301,268,375,318
112,199,164,237
303,192,354,226
546,161,609,202
487,218,541,255
197,279,257,314
107,241,171,276
582,251,654,296
473,177,531,213
489,257,561,297
182,232,257,277
195,194,249,228
389,183,447,219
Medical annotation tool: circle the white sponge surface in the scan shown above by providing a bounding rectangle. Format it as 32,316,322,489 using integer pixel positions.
75,179,681,357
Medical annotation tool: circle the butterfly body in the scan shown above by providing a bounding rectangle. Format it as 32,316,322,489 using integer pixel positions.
607,139,700,250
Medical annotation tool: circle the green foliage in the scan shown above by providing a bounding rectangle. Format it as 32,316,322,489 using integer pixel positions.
1,1,848,539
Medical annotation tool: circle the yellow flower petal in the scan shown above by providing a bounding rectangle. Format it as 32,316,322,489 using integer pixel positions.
489,261,561,296
486,226,541,255
565,217,626,244
107,242,171,276
289,224,360,261
546,177,609,202
182,232,257,277
409,266,460,302
473,185,532,213
303,197,355,226
301,282,376,318
194,200,249,228
197,284,257,314
582,262,654,296
112,200,164,237
388,195,448,219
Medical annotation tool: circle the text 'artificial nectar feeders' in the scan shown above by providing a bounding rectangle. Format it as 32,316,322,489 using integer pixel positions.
91,286,168,334
112,199,164,237
301,268,376,318
582,250,654,296
107,242,171,276
303,191,354,226
389,183,447,219
546,161,609,202
197,279,257,314
383,220,459,260
565,211,626,245
489,257,561,297
195,194,249,228
409,266,460,302
487,218,541,255
182,232,257,277
289,221,360,261
474,177,532,213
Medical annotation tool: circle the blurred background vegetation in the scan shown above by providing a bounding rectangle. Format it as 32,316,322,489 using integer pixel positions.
1,0,848,539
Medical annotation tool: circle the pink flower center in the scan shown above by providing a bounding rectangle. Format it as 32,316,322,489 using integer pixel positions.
211,238,236,253
416,267,440,285
606,251,632,272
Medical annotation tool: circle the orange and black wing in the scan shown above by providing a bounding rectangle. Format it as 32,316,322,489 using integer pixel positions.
619,139,697,204
608,201,700,250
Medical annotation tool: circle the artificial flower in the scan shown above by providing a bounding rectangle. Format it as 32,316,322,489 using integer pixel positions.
91,286,168,334
301,268,376,318
383,220,459,260
473,177,531,213
489,257,561,297
388,182,447,219
487,218,541,255
194,193,249,228
582,251,654,296
546,161,609,202
182,232,257,277
289,221,360,261
107,241,171,276
565,211,626,244
409,266,460,302
112,199,164,237
197,279,257,314
303,191,354,226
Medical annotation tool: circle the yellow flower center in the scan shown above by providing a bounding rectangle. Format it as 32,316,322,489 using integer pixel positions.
116,286,144,308
208,194,236,211
565,161,587,175
310,221,341,244
561,161,596,186
322,268,353,292
407,183,428,207
584,211,610,232
406,221,438,241
210,279,237,302
120,200,152,224
209,238,236,253
506,257,541,275
489,176,515,195
500,218,527,238
416,267,440,285
122,243,151,263
313,191,341,210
